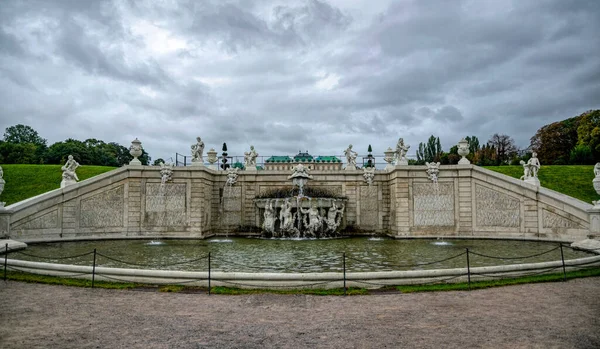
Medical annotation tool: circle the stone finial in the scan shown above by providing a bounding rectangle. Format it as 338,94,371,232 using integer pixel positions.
207,148,218,170
520,152,541,186
61,155,80,188
129,138,143,165
457,138,470,165
383,147,395,171
191,136,205,166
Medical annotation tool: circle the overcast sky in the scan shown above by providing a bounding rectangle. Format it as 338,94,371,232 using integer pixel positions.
1,0,599,161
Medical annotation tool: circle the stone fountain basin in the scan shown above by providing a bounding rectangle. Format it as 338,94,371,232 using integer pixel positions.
254,197,347,209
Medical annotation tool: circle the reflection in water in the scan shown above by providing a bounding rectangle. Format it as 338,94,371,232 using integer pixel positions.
20,237,592,273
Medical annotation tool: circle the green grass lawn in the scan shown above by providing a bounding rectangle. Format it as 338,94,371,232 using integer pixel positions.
483,165,596,204
0,164,117,205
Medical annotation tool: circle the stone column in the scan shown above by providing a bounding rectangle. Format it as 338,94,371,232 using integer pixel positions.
588,207,600,238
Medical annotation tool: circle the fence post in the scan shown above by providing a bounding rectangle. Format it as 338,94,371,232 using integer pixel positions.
560,243,566,282
343,252,346,296
4,243,8,281
208,252,211,295
92,248,97,288
466,248,471,290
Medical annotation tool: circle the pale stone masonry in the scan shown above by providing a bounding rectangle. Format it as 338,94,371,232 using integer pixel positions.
0,164,594,242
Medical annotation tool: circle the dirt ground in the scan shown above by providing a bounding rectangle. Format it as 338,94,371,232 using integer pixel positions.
1,278,599,349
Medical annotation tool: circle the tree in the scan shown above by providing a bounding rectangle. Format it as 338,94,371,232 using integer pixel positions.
576,110,600,161
530,116,580,164
153,158,165,166
465,136,480,154
416,135,442,163
488,133,517,165
3,124,46,145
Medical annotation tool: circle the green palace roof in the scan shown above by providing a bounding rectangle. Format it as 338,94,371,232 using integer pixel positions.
314,156,341,163
265,156,293,163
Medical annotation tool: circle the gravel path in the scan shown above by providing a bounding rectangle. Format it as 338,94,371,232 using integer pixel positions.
1,278,599,349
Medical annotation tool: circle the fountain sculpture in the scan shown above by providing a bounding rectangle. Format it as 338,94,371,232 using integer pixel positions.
520,152,541,186
425,162,440,183
60,155,79,188
255,163,346,238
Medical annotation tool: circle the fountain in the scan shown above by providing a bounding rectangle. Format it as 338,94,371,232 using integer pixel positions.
255,163,346,238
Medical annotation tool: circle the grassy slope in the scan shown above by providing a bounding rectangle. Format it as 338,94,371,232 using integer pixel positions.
483,165,596,204
0,164,117,205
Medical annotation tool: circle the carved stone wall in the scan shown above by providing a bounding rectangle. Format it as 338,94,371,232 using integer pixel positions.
80,185,124,228
144,183,187,226
413,182,454,226
475,185,520,227
222,186,242,226
12,209,59,230
542,209,583,229
360,186,379,228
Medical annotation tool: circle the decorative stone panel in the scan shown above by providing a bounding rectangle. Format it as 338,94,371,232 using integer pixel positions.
80,185,124,228
475,185,520,227
542,209,583,229
413,183,454,226
12,209,59,230
360,186,378,227
222,186,242,225
144,183,187,226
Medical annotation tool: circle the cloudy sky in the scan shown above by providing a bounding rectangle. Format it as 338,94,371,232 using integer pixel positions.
1,0,599,161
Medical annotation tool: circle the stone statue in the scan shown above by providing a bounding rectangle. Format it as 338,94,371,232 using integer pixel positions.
0,165,5,207
344,144,358,170
244,145,258,171
521,152,541,186
191,137,205,165
61,155,80,188
363,166,375,186
593,163,600,208
279,198,295,232
262,199,277,235
425,162,440,183
325,201,345,232
300,201,323,237
159,162,173,184
394,138,410,165
225,167,239,186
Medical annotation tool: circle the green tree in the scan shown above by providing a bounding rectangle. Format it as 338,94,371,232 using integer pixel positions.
465,136,480,154
3,124,47,145
530,116,580,164
153,158,165,166
576,110,600,161
0,141,39,163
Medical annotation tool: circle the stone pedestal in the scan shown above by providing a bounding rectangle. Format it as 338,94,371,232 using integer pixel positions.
458,157,470,165
208,164,218,171
245,166,257,172
524,177,540,187
397,159,408,166
345,164,357,171
60,178,77,188
589,207,600,237
191,160,205,167
385,164,395,171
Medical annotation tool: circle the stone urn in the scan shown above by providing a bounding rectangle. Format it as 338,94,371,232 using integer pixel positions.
384,147,395,171
207,148,218,170
129,138,143,165
457,138,470,165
